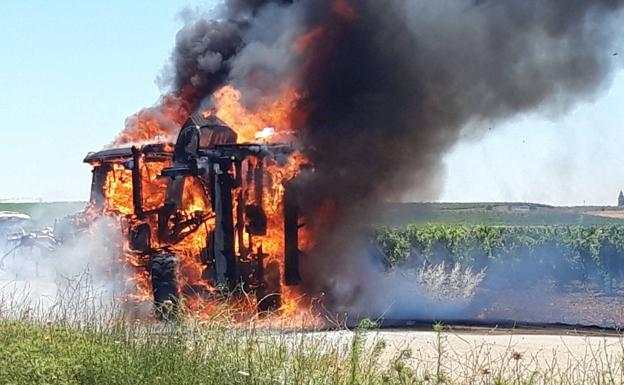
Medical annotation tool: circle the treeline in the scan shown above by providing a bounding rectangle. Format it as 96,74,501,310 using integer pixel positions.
374,224,624,289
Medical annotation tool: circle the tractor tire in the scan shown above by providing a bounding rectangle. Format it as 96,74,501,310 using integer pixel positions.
149,253,179,320
257,261,282,313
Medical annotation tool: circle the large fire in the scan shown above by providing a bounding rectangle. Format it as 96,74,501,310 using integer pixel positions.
89,85,321,326
84,1,357,326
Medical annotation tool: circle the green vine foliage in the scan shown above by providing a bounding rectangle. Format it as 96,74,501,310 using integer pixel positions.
374,224,624,288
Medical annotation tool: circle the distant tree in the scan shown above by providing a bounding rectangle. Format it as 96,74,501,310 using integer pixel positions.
618,191,624,207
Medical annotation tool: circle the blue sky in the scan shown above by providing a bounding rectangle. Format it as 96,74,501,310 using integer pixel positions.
0,1,215,201
0,1,622,205
439,70,624,206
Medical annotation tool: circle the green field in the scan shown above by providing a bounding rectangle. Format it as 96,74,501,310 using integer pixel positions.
376,202,624,226
0,202,85,227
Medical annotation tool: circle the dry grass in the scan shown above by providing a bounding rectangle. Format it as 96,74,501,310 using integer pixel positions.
403,262,486,301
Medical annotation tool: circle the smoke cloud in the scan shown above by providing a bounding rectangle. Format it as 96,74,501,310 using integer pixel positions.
128,0,624,319
0,218,126,319
285,0,622,317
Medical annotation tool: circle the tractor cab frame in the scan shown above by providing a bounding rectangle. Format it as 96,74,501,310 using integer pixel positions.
83,114,304,316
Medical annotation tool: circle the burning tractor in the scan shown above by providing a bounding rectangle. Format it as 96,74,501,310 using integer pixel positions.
84,113,307,318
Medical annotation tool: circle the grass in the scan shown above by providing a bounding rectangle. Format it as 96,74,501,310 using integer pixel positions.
2,291,624,385
0,269,623,385
406,262,485,301
2,200,624,384
0,317,371,385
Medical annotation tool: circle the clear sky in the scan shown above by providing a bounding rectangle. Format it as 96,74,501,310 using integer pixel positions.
0,1,622,206
0,1,216,202
439,70,624,206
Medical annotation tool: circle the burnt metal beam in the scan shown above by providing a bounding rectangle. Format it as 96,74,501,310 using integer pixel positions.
234,160,246,256
90,164,110,208
254,159,264,204
283,180,302,286
255,246,281,312
131,146,145,219
213,161,238,289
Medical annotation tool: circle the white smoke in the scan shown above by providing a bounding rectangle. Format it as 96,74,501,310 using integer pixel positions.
0,216,127,320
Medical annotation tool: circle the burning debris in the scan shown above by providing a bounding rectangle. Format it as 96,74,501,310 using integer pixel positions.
84,110,310,320
79,0,623,322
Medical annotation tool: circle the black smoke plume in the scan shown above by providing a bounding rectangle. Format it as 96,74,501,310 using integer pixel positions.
168,19,241,106
161,0,295,112
161,0,624,317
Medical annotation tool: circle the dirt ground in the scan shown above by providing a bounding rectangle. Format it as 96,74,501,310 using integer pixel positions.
376,329,623,379
585,210,624,219
352,281,624,380
467,284,624,328
312,327,623,382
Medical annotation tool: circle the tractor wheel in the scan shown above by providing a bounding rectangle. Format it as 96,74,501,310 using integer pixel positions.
149,253,179,320
257,261,282,313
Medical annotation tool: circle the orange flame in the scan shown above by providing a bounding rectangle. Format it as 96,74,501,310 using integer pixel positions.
213,85,300,142
96,84,321,327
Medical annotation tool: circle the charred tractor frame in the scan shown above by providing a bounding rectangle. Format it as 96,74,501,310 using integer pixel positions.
84,114,304,317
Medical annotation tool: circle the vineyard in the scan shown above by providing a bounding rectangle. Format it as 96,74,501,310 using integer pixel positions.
375,224,624,291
